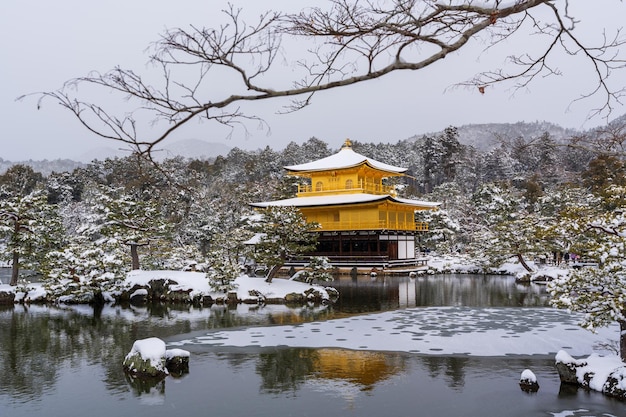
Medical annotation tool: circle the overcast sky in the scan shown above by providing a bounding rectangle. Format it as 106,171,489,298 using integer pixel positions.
2,1,625,161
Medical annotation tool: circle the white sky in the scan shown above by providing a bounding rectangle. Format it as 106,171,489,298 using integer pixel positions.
1,0,625,161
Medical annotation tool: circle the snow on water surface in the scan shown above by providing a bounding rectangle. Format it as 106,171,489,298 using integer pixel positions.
171,307,618,357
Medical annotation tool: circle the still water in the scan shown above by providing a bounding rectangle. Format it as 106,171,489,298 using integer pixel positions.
1,274,623,416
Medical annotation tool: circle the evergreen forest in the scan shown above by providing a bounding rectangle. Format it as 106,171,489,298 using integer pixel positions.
1,116,626,293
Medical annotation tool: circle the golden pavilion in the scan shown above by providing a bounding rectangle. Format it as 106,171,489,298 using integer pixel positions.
251,139,439,268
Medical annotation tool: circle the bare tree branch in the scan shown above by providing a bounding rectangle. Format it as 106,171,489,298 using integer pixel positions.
28,0,626,157
569,115,626,157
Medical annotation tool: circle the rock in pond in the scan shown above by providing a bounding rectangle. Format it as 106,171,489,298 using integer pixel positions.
519,369,539,392
165,348,190,376
123,337,190,379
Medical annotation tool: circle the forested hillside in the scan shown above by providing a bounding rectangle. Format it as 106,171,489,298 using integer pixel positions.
1,116,625,292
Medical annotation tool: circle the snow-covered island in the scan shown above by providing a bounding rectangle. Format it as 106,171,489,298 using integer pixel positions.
555,350,626,400
0,254,545,306
123,337,190,379
0,253,538,306
0,269,339,306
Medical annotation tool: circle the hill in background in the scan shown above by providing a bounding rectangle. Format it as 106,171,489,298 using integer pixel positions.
153,139,232,162
409,114,626,151
4,115,625,175
0,139,233,175
408,120,579,152
75,139,233,163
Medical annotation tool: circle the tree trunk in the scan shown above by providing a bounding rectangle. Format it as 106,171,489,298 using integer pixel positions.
130,244,140,270
619,320,626,363
265,264,282,283
10,250,19,286
516,253,533,273
265,253,287,283
92,290,105,307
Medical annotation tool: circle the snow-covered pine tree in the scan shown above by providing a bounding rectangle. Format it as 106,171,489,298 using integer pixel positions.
469,182,539,274
43,237,127,304
0,189,64,286
206,249,241,293
415,183,465,254
95,186,172,270
252,206,319,283
548,184,626,362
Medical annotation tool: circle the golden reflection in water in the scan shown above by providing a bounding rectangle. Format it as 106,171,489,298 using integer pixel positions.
302,348,407,409
313,348,405,389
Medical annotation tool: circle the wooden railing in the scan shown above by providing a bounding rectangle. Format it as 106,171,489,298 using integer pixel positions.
297,183,396,196
415,222,429,231
315,220,429,232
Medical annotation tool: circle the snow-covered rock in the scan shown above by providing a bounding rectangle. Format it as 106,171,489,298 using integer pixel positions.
519,369,539,392
165,348,190,376
123,337,169,378
0,289,15,304
555,349,626,400
123,337,191,379
118,271,337,305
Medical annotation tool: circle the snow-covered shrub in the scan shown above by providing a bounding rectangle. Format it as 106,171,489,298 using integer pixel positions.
142,241,203,271
14,278,35,295
43,238,128,302
294,256,334,284
206,251,240,293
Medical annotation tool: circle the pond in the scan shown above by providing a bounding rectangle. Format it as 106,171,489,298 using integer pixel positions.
0,274,623,416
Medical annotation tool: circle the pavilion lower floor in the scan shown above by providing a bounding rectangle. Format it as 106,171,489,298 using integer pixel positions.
291,230,425,268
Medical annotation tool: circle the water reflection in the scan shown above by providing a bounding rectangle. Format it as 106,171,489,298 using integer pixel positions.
4,275,620,417
332,274,549,312
423,356,470,390
0,302,338,401
124,374,166,406
256,348,407,396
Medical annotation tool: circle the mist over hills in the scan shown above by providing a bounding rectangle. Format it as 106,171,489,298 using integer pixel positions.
410,114,626,152
406,120,578,152
446,121,577,152
0,139,233,175
74,139,233,163
2,115,625,175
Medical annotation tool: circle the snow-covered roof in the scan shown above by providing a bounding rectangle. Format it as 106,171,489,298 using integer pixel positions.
284,139,407,174
250,193,440,209
393,196,441,208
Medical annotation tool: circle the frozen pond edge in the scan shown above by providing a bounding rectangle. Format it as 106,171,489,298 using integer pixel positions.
170,306,619,358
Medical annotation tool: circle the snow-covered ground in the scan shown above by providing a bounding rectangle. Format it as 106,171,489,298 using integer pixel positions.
0,270,338,303
425,253,570,281
127,269,337,299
